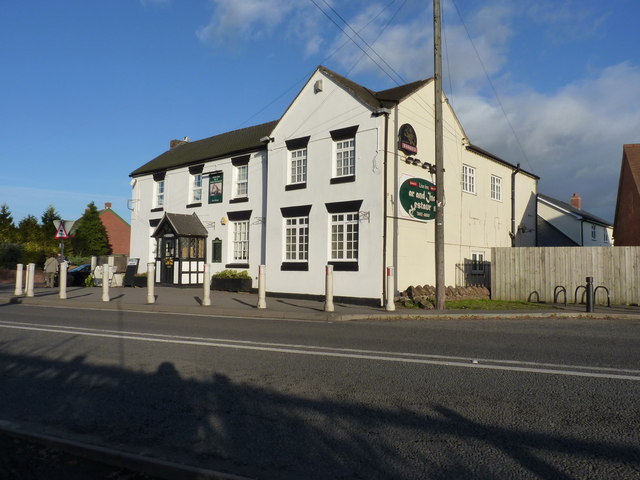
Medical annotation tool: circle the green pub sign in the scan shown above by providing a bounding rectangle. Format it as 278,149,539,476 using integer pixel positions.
208,171,223,204
399,177,437,221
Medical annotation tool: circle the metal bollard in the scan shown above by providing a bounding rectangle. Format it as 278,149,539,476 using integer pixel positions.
324,265,334,312
585,276,594,313
14,264,23,296
59,262,68,299
257,265,266,309
26,263,35,297
146,262,155,304
102,264,110,302
202,264,211,306
385,266,396,311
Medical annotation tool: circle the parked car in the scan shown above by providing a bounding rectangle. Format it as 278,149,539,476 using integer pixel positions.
54,264,93,287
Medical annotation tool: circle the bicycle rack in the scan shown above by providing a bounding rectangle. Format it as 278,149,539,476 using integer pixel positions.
594,286,611,307
553,286,567,306
574,285,587,305
527,291,540,303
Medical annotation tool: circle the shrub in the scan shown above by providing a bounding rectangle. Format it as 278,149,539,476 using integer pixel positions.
212,269,251,279
0,243,23,269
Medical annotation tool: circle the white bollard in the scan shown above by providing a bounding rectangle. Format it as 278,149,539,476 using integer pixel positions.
202,264,211,306
59,261,68,300
257,265,267,309
385,266,396,311
91,256,97,272
26,263,35,297
324,264,334,312
14,264,23,296
147,262,155,304
102,264,110,302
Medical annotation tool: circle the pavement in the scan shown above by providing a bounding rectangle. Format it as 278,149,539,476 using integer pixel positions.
1,282,639,321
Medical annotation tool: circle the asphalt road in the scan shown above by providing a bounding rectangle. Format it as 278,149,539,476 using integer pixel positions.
0,304,639,479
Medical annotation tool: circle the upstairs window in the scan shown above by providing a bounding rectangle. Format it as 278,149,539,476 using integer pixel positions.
290,148,307,185
155,179,165,207
191,173,202,203
330,126,358,184
235,164,248,198
335,138,355,177
462,165,475,194
491,175,502,201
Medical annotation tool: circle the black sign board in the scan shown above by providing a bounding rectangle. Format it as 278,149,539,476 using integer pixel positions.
398,123,418,155
123,258,140,287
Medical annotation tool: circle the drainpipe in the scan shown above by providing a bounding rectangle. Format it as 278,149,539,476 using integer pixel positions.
511,163,520,247
375,107,392,305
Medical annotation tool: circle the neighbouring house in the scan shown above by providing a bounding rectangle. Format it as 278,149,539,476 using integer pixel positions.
128,65,538,303
537,193,613,247
613,144,640,246
98,202,131,255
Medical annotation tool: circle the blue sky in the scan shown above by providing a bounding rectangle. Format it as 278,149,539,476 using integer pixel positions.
1,0,639,224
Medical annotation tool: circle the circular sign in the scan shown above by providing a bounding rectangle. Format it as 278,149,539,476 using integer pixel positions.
399,177,437,221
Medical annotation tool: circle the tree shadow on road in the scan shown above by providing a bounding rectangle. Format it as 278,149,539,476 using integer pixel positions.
0,348,638,479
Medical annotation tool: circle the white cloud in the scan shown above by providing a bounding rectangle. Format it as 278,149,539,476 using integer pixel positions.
459,62,640,219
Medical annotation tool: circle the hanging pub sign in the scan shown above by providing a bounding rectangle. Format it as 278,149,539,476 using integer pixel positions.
208,171,223,204
398,123,418,155
399,175,437,221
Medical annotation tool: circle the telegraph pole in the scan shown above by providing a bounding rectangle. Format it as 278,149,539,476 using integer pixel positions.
433,0,446,309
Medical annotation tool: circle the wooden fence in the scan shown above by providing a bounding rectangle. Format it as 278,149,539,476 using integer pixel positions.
491,247,640,305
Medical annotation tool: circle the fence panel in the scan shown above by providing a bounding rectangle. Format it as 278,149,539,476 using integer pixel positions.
491,247,640,305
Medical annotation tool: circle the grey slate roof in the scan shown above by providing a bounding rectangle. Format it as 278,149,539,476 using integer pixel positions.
466,144,539,179
152,213,208,237
536,217,579,247
130,121,278,177
538,193,612,226
318,65,430,109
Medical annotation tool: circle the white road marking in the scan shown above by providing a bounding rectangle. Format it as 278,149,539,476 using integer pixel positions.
1,320,639,382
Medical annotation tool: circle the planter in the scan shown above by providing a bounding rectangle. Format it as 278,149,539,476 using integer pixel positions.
211,277,252,292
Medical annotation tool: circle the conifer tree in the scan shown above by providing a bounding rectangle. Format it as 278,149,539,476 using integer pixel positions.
0,204,16,243
72,202,110,256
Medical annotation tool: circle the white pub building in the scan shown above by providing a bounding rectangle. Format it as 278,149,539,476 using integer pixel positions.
129,66,538,303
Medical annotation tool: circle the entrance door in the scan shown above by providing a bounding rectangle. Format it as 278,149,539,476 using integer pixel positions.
160,237,175,285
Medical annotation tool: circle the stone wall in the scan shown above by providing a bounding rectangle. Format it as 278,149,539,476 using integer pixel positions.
397,284,490,309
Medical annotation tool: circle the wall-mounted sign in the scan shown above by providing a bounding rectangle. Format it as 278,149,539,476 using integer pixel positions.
399,176,436,221
208,171,223,204
398,123,418,155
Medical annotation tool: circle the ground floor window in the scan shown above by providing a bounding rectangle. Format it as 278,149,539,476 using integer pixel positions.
285,217,309,261
232,220,249,262
331,212,358,260
471,251,485,273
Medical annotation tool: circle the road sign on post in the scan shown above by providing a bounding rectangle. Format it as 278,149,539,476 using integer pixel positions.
54,223,69,239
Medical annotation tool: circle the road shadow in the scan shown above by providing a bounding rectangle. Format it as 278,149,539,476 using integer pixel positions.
0,348,638,479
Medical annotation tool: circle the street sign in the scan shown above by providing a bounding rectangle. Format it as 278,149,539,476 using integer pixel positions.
53,220,75,240
55,223,69,239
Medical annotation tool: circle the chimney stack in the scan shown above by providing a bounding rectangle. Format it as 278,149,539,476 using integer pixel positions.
170,136,190,149
105,202,112,209
570,193,582,210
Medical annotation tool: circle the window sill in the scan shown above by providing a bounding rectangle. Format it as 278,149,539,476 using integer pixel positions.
281,262,309,271
150,207,164,212
285,182,307,191
186,202,202,209
230,197,249,204
330,175,355,185
328,261,358,271
225,263,250,269
462,190,476,195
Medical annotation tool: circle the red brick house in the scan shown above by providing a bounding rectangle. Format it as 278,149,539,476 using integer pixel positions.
613,144,640,246
98,202,131,255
